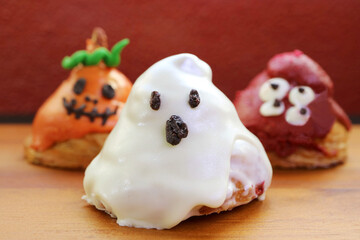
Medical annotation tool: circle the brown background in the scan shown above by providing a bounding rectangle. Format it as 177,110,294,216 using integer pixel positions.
0,0,359,119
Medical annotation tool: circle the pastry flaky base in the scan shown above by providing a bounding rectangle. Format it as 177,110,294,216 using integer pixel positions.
90,178,264,227
24,133,108,169
268,121,349,169
194,180,263,216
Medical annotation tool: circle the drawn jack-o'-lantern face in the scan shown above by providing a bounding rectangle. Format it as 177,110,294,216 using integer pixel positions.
31,64,132,152
62,64,129,125
30,28,132,152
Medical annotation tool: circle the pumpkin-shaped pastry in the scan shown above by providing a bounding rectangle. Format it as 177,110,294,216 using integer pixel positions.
24,28,132,169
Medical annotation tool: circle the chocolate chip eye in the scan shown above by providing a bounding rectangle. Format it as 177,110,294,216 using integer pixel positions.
102,84,115,99
73,78,86,95
189,89,200,108
150,91,161,110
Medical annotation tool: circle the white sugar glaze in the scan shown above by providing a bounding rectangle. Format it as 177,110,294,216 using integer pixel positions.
83,54,272,229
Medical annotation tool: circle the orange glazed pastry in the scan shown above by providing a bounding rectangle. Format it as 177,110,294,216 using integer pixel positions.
234,50,351,169
25,28,132,169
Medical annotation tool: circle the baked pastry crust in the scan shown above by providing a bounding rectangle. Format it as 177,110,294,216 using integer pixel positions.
24,133,107,169
198,180,261,215
194,122,346,215
268,121,348,169
91,177,264,218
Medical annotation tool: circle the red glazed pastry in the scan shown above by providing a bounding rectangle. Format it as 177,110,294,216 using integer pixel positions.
234,50,351,169
24,28,132,169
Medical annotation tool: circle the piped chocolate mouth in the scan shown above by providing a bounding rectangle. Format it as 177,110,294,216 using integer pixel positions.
63,98,118,125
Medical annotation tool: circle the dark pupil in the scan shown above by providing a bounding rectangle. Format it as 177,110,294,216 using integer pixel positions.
102,84,115,99
298,87,305,93
273,99,281,107
73,78,86,95
300,108,307,115
270,83,279,90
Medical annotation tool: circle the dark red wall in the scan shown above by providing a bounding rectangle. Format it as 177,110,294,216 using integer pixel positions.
1,0,360,117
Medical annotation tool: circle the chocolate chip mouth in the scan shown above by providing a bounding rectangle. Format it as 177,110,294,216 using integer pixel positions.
63,97,118,125
166,115,188,145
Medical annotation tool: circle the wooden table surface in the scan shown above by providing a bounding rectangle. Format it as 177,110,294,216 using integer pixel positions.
0,124,359,239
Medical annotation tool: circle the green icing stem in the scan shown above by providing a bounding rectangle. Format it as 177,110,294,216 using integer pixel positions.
62,38,130,69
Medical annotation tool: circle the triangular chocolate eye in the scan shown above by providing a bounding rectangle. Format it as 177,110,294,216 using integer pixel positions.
150,91,161,110
73,78,86,95
189,89,200,108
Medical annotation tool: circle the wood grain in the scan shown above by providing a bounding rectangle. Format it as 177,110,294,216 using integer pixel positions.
0,124,359,239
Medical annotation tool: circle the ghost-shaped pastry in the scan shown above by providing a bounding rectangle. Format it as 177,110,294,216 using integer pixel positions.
83,54,272,229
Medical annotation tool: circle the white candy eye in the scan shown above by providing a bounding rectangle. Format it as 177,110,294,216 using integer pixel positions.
260,99,285,116
285,106,311,126
289,86,315,106
259,78,290,101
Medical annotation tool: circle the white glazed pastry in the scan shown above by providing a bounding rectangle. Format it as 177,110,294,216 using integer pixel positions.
83,54,272,229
